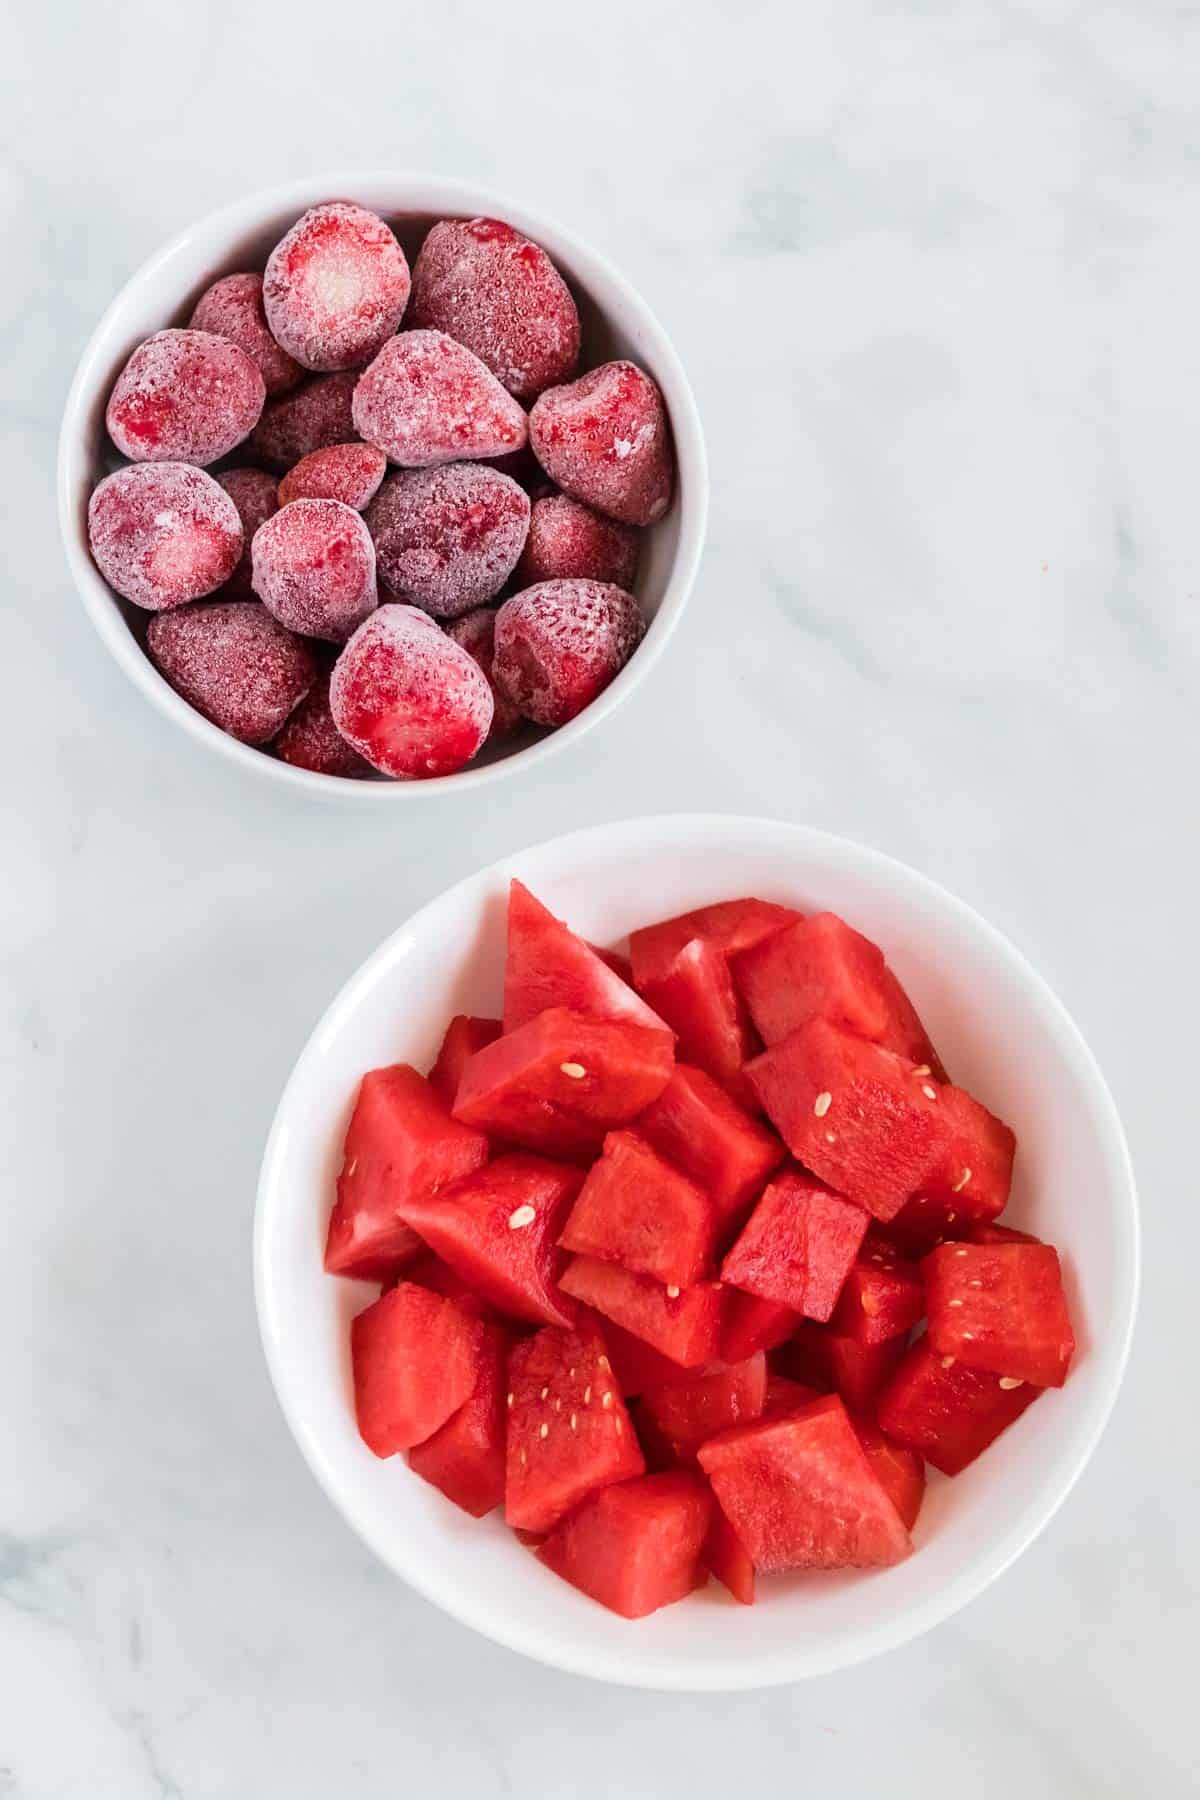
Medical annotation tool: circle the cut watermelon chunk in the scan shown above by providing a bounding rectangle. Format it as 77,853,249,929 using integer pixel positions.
639,1354,767,1462
325,1065,489,1280
503,880,666,1033
629,898,802,981
732,912,943,1074
877,1337,1041,1475
719,1289,799,1362
558,1129,716,1288
829,1231,925,1344
703,1497,756,1603
408,1322,509,1516
351,1282,482,1456
924,1241,1075,1387
428,1015,501,1108
762,1372,824,1418
537,1472,712,1618
631,936,759,1108
697,1395,912,1571
786,1321,906,1413
559,1256,724,1367
635,1063,785,1237
720,1170,869,1321
454,1007,675,1159
747,1020,952,1221
397,1152,583,1328
888,1085,1016,1251
403,1250,500,1317
505,1325,644,1531
849,1413,925,1531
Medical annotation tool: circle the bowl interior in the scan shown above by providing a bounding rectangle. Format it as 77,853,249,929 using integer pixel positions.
60,175,706,791
255,815,1137,1687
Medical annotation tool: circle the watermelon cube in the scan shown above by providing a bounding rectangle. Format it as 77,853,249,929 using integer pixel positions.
558,1129,716,1288
829,1231,925,1344
558,1256,724,1367
697,1395,912,1571
351,1282,482,1457
325,1065,489,1280
629,898,803,979
849,1413,925,1531
639,1354,768,1462
720,1170,870,1321
924,1241,1075,1388
762,1373,824,1418
746,1020,952,1221
877,1337,1041,1475
732,912,944,1074
504,880,666,1033
397,1152,583,1328
428,1015,501,1108
704,1500,756,1604
505,1325,644,1531
453,1007,675,1159
786,1321,906,1413
888,1085,1016,1251
635,1063,785,1237
630,935,759,1109
537,1472,712,1618
718,1289,799,1362
408,1322,509,1516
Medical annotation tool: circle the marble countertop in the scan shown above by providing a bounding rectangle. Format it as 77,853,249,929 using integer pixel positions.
4,1,1193,1793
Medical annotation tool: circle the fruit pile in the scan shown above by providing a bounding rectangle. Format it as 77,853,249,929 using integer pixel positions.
324,883,1076,1618
87,205,676,779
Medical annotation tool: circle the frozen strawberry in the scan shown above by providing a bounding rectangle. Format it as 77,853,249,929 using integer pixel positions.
251,498,377,642
263,201,411,372
329,603,492,778
351,330,527,467
146,601,316,743
250,371,359,471
408,217,580,401
273,668,372,777
106,328,265,465
214,467,279,600
529,361,673,526
189,271,304,396
515,493,639,589
278,442,387,510
445,609,521,737
492,579,643,726
365,464,530,618
88,462,243,611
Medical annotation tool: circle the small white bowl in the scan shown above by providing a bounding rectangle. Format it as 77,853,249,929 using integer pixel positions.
57,174,708,797
255,814,1138,1688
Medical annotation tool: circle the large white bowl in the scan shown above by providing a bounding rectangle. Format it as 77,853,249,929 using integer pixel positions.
57,173,708,798
255,815,1138,1687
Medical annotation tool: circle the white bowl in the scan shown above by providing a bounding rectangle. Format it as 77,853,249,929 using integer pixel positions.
57,173,708,798
255,814,1138,1688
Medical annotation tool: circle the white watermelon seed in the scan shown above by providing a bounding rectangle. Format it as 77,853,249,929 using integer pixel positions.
998,1376,1024,1389
946,1211,956,1224
949,1298,964,1308
922,1084,937,1101
952,1168,972,1192
813,1091,832,1117
597,1355,611,1371
560,1062,587,1079
941,1355,955,1369
912,1065,931,1077
506,1392,514,1408
508,1204,536,1229
584,1385,592,1403
602,1390,614,1409
570,1412,577,1430
540,1386,549,1399
666,1285,680,1298
826,1131,837,1143
539,1422,549,1439
346,1157,358,1178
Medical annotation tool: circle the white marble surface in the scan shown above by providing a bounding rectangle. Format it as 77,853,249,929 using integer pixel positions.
3,0,1193,1792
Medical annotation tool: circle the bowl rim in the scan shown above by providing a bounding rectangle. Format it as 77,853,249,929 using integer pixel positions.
254,812,1141,1689
56,171,709,800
